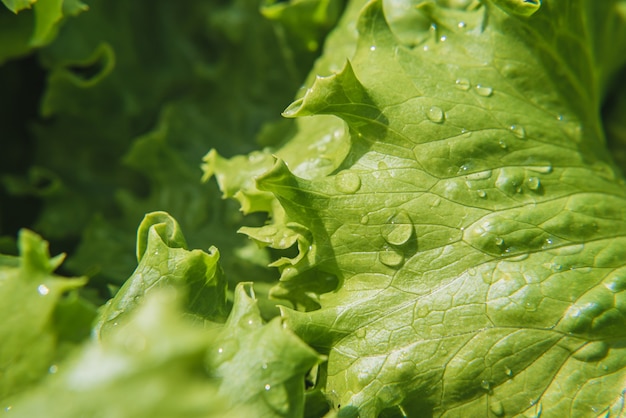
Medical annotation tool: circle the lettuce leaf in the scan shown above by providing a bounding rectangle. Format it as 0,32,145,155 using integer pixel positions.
3,0,626,416
0,229,92,399
212,0,626,415
1,212,323,417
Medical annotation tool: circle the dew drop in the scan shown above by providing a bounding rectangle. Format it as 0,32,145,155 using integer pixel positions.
504,367,513,377
480,380,492,392
455,78,471,91
477,189,487,198
499,139,508,149
527,177,541,191
458,21,467,29
335,171,361,194
509,125,526,139
509,253,530,262
37,284,50,296
264,384,272,391
490,400,505,417
475,84,493,97
495,237,505,247
370,45,376,51
524,300,538,311
378,161,389,171
439,35,447,42
360,215,370,225
355,328,366,338
380,248,404,268
381,211,414,246
48,364,59,374
423,45,429,52
426,106,445,123
528,165,553,174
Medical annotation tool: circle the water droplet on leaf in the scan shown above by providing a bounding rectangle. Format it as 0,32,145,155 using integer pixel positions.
360,215,370,225
527,177,541,191
481,380,492,392
455,78,471,90
528,165,553,174
475,84,493,96
477,189,487,198
510,125,526,138
335,171,361,194
458,21,467,29
381,211,414,246
264,384,271,391
426,106,445,123
37,284,50,296
380,248,404,268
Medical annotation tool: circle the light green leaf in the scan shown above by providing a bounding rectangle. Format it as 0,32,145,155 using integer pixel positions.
208,282,325,417
248,0,626,415
0,229,87,399
1,0,35,14
2,289,250,418
0,0,88,63
94,211,228,339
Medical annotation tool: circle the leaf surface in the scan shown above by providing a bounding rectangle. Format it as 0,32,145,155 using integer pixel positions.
247,0,626,415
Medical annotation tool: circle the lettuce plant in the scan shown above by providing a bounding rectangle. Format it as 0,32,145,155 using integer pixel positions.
2,0,626,417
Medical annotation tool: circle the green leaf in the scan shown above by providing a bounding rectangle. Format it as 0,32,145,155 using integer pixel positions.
246,0,626,415
3,220,320,416
2,289,250,418
1,0,35,14
208,282,325,417
11,0,324,288
0,229,87,399
0,0,88,63
94,212,228,339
